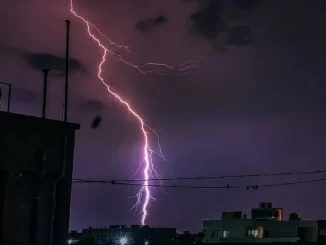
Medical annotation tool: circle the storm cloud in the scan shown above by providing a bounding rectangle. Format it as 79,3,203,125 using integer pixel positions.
80,99,107,112
23,53,83,76
189,0,225,40
227,25,253,46
187,0,255,48
136,16,168,34
232,0,263,11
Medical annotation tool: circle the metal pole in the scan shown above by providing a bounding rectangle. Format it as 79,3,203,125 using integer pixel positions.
42,69,50,118
49,20,71,245
64,20,71,122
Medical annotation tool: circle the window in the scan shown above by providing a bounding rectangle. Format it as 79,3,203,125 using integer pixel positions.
248,230,259,238
211,230,219,238
222,231,230,238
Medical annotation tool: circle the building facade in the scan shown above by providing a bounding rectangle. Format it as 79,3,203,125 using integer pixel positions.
203,202,325,243
70,225,176,245
0,111,80,245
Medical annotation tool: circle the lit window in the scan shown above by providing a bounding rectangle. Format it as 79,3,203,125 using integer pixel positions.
248,230,259,238
223,231,230,238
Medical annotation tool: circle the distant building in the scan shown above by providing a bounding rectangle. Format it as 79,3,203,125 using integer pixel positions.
176,230,204,244
68,230,83,244
251,202,283,221
203,202,326,243
70,225,176,245
0,111,80,245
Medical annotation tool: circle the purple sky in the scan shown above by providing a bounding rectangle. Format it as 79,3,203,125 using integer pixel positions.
1,0,326,232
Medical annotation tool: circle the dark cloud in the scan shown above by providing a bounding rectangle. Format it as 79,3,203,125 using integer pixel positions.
181,0,198,2
1,46,83,74
80,99,107,112
23,53,83,76
189,0,225,40
136,16,167,34
227,25,253,46
232,0,263,11
187,0,255,48
183,0,263,11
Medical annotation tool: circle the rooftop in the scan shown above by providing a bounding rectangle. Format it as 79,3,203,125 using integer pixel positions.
0,111,80,131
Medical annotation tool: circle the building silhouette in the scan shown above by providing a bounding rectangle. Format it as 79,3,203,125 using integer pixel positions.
68,225,176,245
0,111,80,245
203,202,326,243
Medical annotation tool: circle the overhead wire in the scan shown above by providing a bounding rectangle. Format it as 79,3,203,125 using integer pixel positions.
72,169,326,183
72,180,240,189
72,177,326,190
177,170,326,181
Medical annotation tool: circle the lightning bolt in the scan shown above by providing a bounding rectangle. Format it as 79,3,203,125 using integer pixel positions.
70,0,199,225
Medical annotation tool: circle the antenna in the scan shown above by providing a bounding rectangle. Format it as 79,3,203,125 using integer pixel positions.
42,69,50,118
64,20,71,122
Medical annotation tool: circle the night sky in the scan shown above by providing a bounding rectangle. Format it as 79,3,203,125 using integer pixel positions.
1,0,326,232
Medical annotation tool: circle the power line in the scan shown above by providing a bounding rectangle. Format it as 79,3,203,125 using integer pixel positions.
260,178,326,188
72,177,326,190
73,169,326,183
178,170,326,181
72,180,239,189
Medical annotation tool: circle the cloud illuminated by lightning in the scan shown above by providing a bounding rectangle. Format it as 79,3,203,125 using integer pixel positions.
70,0,200,225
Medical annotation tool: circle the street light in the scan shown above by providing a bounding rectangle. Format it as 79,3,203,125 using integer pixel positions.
119,236,128,245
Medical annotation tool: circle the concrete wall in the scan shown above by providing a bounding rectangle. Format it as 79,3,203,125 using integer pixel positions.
203,219,318,243
82,227,176,245
0,112,79,245
254,220,318,241
203,219,253,243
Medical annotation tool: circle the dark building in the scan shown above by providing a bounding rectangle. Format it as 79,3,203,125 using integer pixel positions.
318,220,326,242
0,111,80,245
176,230,204,245
289,212,301,221
203,202,326,243
222,211,243,220
76,225,176,245
68,230,83,244
251,202,283,221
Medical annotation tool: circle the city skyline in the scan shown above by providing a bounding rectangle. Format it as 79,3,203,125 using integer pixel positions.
67,199,325,232
1,0,326,231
